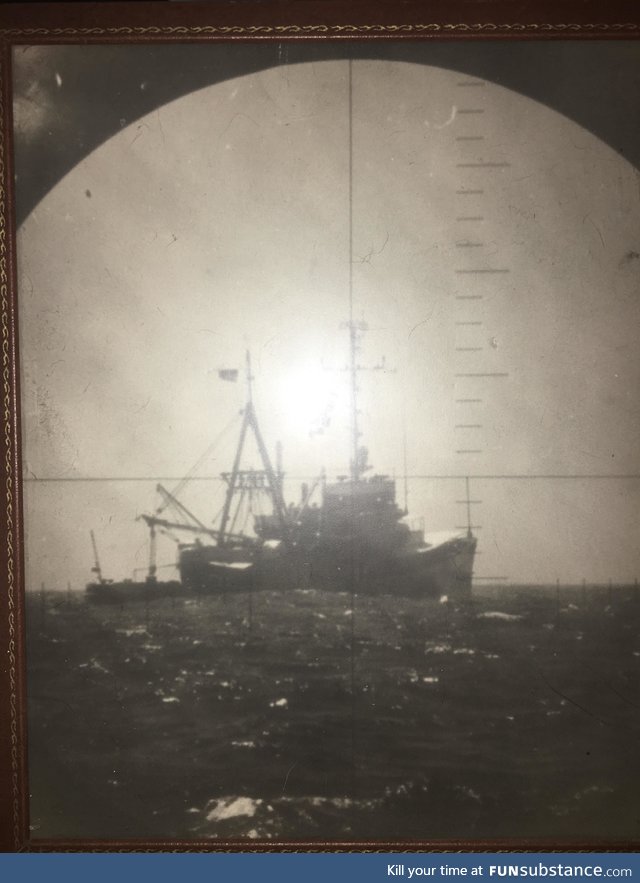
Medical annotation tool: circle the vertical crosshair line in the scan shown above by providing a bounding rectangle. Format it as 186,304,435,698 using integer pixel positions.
348,58,354,327
347,56,357,818
348,57,359,484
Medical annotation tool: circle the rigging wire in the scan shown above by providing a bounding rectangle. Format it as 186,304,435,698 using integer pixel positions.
158,411,241,513
210,502,225,529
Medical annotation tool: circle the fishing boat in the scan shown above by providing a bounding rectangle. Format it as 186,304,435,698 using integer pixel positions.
138,329,477,598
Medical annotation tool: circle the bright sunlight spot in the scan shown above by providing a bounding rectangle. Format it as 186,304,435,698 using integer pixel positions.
276,361,349,439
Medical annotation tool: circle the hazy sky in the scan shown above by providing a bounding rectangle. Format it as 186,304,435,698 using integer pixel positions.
15,50,640,588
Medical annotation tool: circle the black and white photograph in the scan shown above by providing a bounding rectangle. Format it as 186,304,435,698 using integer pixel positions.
12,37,640,843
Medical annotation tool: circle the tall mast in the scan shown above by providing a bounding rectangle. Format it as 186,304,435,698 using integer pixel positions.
218,352,255,544
403,419,409,515
147,524,157,581
217,405,251,545
247,405,289,536
349,322,360,483
218,351,289,545
90,530,104,584
245,350,254,406
465,476,473,539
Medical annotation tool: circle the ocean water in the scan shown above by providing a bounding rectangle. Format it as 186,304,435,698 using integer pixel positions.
25,584,640,843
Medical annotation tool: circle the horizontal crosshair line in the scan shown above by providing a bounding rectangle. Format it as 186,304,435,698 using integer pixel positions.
456,321,483,325
474,576,510,581
455,424,483,428
458,109,485,114
456,372,509,377
456,499,483,503
456,268,509,274
456,242,483,247
457,162,511,168
456,525,482,529
456,136,485,141
456,295,483,300
456,398,483,402
410,474,640,480
456,189,484,195
455,347,484,351
455,450,483,454
457,216,484,221
24,474,640,482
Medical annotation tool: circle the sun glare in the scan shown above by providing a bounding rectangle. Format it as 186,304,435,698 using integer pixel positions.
277,362,348,439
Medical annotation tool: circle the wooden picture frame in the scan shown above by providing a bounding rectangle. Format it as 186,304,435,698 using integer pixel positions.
2,0,640,852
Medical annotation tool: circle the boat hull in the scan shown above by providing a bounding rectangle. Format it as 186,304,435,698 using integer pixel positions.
179,545,254,594
178,533,476,598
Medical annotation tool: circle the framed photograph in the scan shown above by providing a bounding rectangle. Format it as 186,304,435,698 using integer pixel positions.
2,0,640,851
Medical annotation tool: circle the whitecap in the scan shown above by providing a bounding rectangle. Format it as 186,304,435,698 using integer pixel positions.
206,796,262,822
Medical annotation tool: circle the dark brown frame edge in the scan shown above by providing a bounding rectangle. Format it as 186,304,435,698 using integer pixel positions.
2,0,640,854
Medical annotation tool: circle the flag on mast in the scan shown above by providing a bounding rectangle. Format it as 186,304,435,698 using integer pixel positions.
218,368,239,382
